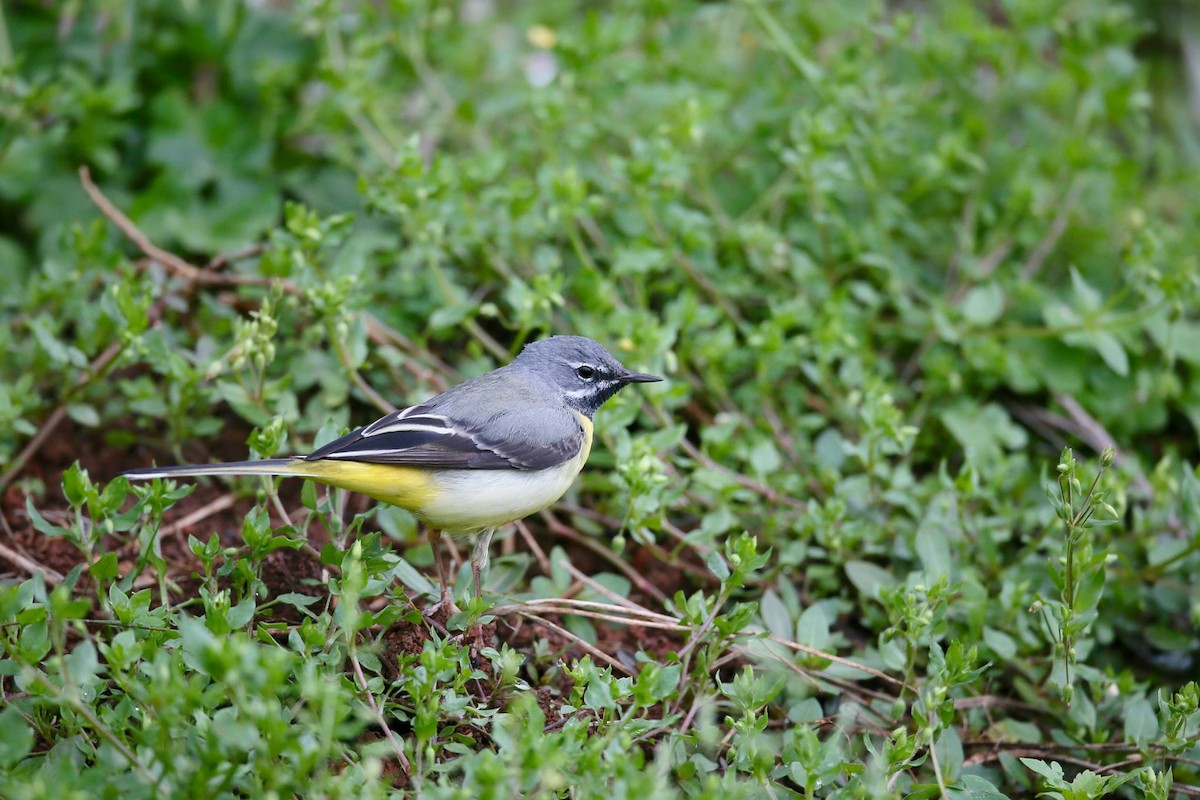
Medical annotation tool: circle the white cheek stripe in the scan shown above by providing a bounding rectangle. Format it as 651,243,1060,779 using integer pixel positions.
563,381,617,399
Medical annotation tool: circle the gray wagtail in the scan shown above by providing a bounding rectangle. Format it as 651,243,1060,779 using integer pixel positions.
123,336,662,611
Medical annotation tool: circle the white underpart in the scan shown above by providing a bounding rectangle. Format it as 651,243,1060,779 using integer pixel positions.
421,449,587,534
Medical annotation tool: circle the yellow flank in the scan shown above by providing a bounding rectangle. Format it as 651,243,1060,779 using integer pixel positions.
576,411,594,464
289,458,438,510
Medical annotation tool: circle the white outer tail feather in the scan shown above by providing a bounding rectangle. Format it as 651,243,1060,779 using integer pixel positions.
122,458,304,481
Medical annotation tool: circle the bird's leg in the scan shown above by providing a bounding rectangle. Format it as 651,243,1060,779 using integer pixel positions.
470,528,495,599
423,528,459,617
468,528,495,652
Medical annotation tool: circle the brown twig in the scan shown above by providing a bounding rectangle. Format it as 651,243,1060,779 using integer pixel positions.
536,564,904,701
762,399,799,465
361,314,456,387
953,694,1046,716
659,519,716,560
348,644,412,774
0,339,124,492
976,239,1014,278
559,562,654,612
79,166,202,280
653,406,807,511
1,168,286,492
513,520,551,575
334,335,395,415
678,692,704,735
542,513,668,602
158,494,238,539
492,602,686,631
0,407,68,493
556,503,715,584
1021,180,1082,280
0,535,65,585
761,633,904,688
79,166,298,294
1010,396,1153,500
206,243,266,271
1052,393,1153,498
749,644,901,709
509,610,636,675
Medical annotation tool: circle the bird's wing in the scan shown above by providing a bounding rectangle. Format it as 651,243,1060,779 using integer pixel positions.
305,403,585,471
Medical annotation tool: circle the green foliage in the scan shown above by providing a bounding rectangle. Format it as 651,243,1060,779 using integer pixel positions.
4,0,1200,796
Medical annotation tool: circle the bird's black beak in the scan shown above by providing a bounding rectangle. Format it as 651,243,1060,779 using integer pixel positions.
620,370,663,383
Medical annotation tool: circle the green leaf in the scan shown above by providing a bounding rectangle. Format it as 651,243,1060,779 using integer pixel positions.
748,440,782,475
1089,330,1128,376
948,774,1010,800
64,639,101,693
428,302,475,331
1020,757,1065,785
61,462,88,508
940,402,1028,469
1123,695,1158,744
29,316,86,366
226,598,257,629
89,552,119,582
759,589,792,639
915,515,953,579
647,664,681,701
0,707,34,767
583,675,615,711
1073,565,1106,616
795,603,832,651
1070,266,1103,311
844,560,895,600
787,697,823,723
177,616,216,676
982,627,1017,660
706,551,731,581
275,592,321,609
934,727,963,783
66,402,100,427
960,283,1005,326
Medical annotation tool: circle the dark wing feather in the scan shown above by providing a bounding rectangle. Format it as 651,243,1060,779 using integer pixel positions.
304,405,584,471
306,406,447,460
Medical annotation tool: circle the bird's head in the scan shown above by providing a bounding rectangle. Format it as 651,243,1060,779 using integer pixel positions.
515,335,662,417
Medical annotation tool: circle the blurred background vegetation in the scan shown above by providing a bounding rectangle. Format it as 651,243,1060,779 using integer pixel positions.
3,0,1200,797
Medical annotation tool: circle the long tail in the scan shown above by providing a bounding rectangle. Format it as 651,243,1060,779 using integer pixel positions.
122,458,312,481
122,457,432,510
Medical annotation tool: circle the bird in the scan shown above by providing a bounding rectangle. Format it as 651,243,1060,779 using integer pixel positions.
123,335,662,614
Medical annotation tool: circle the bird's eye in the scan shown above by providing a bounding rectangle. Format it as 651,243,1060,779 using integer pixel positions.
575,365,596,381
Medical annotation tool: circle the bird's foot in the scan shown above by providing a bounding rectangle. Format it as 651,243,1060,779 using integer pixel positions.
422,585,460,623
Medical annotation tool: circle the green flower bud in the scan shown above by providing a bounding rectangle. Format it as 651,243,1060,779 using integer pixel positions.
1100,446,1116,468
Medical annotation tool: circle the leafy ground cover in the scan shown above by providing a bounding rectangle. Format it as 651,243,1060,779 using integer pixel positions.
2,1,1200,797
